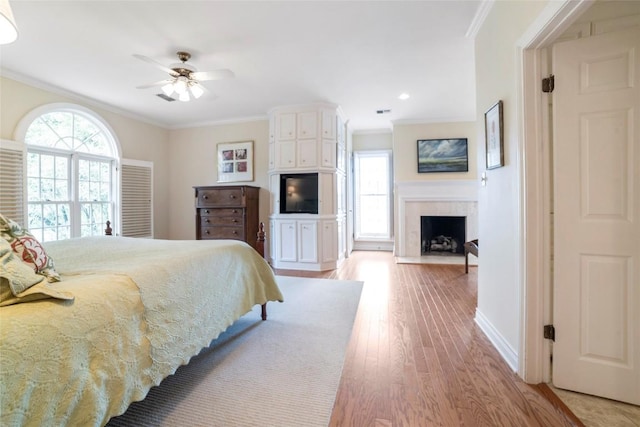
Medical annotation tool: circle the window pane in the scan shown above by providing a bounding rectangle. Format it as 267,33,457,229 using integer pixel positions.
25,108,117,241
355,151,391,240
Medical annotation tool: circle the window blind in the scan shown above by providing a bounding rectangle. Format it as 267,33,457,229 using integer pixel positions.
121,159,153,238
0,140,26,224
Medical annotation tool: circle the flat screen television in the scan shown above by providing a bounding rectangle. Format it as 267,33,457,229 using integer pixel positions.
280,173,318,214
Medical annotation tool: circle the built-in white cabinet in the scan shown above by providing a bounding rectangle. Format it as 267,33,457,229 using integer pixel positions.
268,103,346,271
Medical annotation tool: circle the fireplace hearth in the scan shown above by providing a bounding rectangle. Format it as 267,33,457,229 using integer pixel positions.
421,216,465,256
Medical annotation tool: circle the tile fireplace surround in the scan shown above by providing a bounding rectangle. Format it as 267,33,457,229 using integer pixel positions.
395,180,479,258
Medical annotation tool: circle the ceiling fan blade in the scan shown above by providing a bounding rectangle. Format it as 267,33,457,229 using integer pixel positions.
133,54,178,76
190,69,235,81
136,79,174,89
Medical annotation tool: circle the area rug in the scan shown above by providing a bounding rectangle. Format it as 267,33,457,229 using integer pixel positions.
107,275,363,427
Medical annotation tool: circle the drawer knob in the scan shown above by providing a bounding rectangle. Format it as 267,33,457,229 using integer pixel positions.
205,230,210,235
203,195,208,200
233,231,237,235
205,219,210,223
229,194,236,199
204,209,209,214
232,219,238,223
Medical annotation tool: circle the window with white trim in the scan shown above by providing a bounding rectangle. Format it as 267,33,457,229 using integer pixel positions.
24,109,118,241
354,150,392,240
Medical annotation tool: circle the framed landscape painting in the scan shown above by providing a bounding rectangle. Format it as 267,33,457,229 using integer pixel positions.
417,138,468,173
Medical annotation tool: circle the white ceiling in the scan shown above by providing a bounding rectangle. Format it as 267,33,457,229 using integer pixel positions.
1,1,481,132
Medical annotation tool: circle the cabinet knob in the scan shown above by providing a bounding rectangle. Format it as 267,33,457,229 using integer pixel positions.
232,231,238,235
232,209,238,213
229,194,235,199
203,195,208,200
232,219,238,223
205,219,210,223
205,230,210,235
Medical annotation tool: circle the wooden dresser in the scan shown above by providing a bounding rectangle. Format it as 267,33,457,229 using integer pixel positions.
194,185,260,251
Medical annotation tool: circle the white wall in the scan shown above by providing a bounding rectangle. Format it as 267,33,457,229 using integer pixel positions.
0,76,172,238
167,120,271,240
474,0,550,369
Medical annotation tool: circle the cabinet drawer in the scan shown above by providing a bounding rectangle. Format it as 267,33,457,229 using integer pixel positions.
201,216,245,227
200,226,245,240
197,188,245,207
199,208,243,217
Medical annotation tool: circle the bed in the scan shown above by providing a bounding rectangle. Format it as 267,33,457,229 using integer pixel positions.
0,228,283,427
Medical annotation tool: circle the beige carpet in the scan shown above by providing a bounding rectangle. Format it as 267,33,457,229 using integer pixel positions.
107,275,363,427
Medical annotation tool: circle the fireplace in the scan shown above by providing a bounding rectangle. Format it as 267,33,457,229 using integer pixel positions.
421,216,465,256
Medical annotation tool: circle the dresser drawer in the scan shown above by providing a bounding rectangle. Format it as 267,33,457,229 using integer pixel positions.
201,216,245,227
197,188,245,207
199,208,243,217
200,226,245,240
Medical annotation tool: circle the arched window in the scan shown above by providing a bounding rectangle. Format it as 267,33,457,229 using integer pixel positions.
21,105,120,241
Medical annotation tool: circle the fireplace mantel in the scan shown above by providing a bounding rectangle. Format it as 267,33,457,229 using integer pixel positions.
395,180,479,258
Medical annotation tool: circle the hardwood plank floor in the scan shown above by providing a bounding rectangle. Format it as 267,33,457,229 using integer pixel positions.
274,251,581,427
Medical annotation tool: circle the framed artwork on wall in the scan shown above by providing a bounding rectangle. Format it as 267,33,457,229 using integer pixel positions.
417,138,468,173
484,100,504,169
217,140,254,182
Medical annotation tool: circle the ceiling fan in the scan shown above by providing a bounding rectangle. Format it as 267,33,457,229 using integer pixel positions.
134,51,234,102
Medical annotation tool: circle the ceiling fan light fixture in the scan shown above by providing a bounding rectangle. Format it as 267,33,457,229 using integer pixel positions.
178,91,190,102
0,0,18,44
161,82,175,97
189,83,204,99
174,77,188,95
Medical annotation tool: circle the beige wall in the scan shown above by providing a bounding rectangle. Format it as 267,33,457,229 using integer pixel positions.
352,132,392,151
392,121,477,183
474,0,550,361
0,76,172,238
167,120,270,240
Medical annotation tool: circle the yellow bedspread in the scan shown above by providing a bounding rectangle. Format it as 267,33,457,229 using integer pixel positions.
0,237,283,427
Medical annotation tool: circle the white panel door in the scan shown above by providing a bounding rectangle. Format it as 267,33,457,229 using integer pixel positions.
298,221,318,263
553,26,640,405
277,220,297,262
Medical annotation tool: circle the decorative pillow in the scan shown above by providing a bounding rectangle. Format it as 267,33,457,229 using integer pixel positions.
0,239,73,306
0,213,61,282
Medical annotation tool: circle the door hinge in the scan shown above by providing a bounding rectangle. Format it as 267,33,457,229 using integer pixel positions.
544,324,555,341
542,75,555,93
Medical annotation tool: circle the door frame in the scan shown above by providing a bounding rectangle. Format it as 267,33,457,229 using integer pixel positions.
517,0,594,383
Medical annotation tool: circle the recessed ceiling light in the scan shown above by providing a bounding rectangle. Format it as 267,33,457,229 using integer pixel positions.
398,93,410,100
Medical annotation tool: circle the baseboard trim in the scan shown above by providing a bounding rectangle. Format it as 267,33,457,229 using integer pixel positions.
475,308,519,372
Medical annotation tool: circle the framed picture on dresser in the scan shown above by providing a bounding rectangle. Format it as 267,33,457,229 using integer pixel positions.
217,140,254,182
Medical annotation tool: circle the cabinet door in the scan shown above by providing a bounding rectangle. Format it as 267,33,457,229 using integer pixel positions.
298,221,318,263
297,111,318,139
276,113,296,140
269,114,276,143
321,110,336,140
268,143,275,171
321,220,337,263
277,221,297,262
321,140,336,168
337,143,346,172
276,140,296,169
297,139,317,168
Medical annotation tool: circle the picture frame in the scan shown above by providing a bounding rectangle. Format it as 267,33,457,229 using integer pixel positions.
217,140,254,183
417,138,468,173
484,100,504,169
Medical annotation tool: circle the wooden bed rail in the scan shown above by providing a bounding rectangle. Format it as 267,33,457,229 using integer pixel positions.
105,220,270,320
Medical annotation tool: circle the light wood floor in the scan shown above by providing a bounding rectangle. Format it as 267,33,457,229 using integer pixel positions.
275,250,582,427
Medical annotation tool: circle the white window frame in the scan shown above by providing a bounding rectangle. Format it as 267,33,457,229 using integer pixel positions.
353,150,393,243
15,103,123,240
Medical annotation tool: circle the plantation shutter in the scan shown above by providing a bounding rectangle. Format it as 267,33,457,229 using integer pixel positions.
121,159,153,238
0,140,26,224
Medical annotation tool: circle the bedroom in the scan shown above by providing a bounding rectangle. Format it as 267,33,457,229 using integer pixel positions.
1,0,639,425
